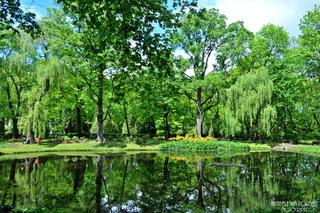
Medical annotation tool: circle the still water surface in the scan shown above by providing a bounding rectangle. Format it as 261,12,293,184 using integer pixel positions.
0,152,319,212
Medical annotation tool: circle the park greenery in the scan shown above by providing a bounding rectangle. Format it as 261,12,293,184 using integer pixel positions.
0,153,320,212
2,2,320,213
0,0,320,148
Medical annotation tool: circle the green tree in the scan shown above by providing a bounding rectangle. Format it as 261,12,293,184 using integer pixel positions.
22,10,95,138
174,8,252,137
298,5,320,80
0,0,40,36
249,24,289,70
223,68,276,140
0,34,36,139
56,0,182,142
247,24,306,140
297,5,320,136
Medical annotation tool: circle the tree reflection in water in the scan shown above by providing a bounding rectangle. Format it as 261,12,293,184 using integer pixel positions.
0,152,319,212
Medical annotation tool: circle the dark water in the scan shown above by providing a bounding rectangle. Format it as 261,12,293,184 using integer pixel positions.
0,152,319,213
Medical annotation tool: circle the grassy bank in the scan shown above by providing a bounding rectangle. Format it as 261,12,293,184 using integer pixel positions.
160,140,271,152
0,141,158,155
0,138,272,157
273,143,320,155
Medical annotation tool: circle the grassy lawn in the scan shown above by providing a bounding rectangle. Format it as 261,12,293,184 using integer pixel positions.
272,143,320,155
293,145,320,154
0,141,159,155
0,138,272,157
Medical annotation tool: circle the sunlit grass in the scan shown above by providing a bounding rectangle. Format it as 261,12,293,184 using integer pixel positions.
272,143,320,156
0,139,272,157
290,145,320,154
0,141,159,155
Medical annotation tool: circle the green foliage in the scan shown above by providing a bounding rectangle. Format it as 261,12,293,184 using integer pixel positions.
250,24,289,69
298,5,320,79
0,0,40,36
1,2,320,143
1,152,320,212
174,8,253,137
223,68,276,139
160,140,271,152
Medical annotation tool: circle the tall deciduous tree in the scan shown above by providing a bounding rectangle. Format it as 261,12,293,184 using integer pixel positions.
249,24,289,70
56,0,182,142
297,5,320,136
174,8,252,137
298,5,320,80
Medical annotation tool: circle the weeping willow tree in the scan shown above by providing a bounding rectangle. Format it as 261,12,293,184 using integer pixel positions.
20,57,63,142
20,91,49,141
223,68,277,140
0,33,37,139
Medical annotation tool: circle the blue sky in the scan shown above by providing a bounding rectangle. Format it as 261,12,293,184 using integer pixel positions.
21,0,319,37
21,0,57,19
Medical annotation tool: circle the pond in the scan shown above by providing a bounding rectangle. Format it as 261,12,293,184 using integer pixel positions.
0,152,319,213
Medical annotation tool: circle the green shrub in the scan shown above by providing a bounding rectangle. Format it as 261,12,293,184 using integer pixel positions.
176,129,184,136
160,140,270,152
63,136,71,141
156,130,165,137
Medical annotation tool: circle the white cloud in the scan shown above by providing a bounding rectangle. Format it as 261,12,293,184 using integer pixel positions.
21,4,44,20
174,49,194,76
198,0,319,36
173,49,190,59
174,49,216,76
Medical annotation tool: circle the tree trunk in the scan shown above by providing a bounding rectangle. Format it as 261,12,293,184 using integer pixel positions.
95,156,103,213
76,104,82,136
196,87,203,137
73,159,86,194
163,156,170,182
12,117,19,139
28,130,35,144
0,119,5,136
120,159,128,202
96,68,105,142
5,82,19,139
163,104,170,140
2,160,16,206
197,160,204,208
13,80,21,140
162,157,170,197
123,101,130,136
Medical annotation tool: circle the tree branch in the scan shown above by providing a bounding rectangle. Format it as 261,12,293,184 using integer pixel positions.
203,46,214,74
185,49,195,69
184,91,197,103
203,90,219,112
103,79,114,122
201,94,214,107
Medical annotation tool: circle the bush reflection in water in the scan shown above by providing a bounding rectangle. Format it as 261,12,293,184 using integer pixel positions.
0,152,319,212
